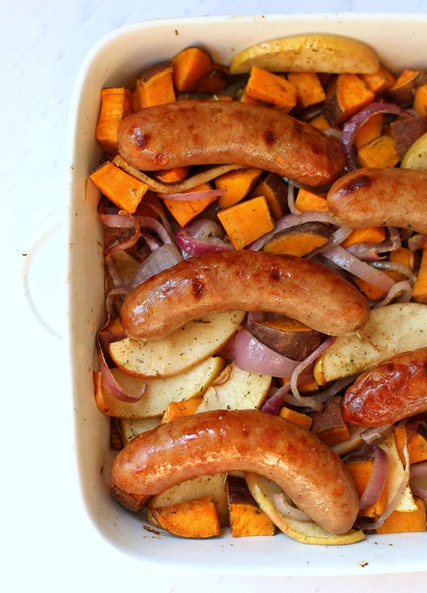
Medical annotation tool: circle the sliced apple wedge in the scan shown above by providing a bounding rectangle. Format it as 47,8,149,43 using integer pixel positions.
245,473,365,545
314,303,427,385
95,356,225,417
196,361,272,412
230,33,379,74
119,417,160,444
148,473,229,526
401,131,427,170
109,310,245,377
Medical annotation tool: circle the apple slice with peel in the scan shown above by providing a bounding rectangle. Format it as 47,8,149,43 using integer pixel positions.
401,131,427,170
230,33,379,75
109,310,245,378
245,473,365,545
196,362,272,412
148,473,229,527
95,356,225,417
314,303,427,385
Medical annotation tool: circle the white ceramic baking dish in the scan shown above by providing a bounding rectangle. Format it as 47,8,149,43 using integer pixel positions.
64,13,427,576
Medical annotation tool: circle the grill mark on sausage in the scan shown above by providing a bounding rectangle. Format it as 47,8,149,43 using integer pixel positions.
153,152,168,166
337,174,372,196
263,129,276,145
191,277,205,299
134,129,150,149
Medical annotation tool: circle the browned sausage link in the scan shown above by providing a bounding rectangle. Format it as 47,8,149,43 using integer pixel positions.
342,347,427,427
327,167,427,234
120,251,370,340
111,409,359,535
117,100,345,187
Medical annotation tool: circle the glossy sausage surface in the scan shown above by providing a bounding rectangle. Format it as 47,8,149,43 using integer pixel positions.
342,347,427,426
111,409,359,535
327,168,427,234
120,251,370,340
117,100,345,187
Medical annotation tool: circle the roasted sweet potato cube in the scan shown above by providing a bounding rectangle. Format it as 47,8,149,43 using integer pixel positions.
217,196,274,249
163,183,218,226
215,168,263,209
262,221,333,258
96,87,132,153
387,69,427,107
244,66,297,112
172,47,213,92
111,485,149,512
376,497,426,534
249,314,325,360
356,135,399,168
287,72,326,110
135,61,176,109
89,161,149,213
160,397,202,423
148,496,221,539
324,73,375,125
279,406,313,430
226,476,275,537
251,172,289,220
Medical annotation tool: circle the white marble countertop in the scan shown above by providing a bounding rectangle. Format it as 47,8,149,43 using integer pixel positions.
2,1,427,591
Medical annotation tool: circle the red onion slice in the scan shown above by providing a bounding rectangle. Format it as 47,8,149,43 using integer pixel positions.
356,433,411,530
175,218,234,256
358,446,389,510
97,343,145,403
260,383,291,415
99,213,136,228
129,243,183,290
289,336,336,412
274,492,311,522
341,102,410,169
410,483,427,499
374,279,413,308
104,212,141,260
322,246,395,291
410,461,427,479
135,215,174,246
308,225,353,257
234,329,300,377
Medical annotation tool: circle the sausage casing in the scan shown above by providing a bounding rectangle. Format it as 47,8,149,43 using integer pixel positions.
110,409,359,535
327,167,427,234
117,100,345,187
342,347,427,426
120,251,370,340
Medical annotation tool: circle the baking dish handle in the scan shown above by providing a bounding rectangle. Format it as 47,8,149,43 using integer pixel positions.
23,214,63,340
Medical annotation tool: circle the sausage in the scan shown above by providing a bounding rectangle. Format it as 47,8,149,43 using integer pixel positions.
327,167,427,234
342,347,427,426
117,100,345,187
120,250,370,340
110,409,360,535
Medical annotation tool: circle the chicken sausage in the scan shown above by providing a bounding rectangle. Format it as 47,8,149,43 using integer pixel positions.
342,347,427,426
120,250,370,340
117,100,345,187
327,167,427,234
111,409,360,535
